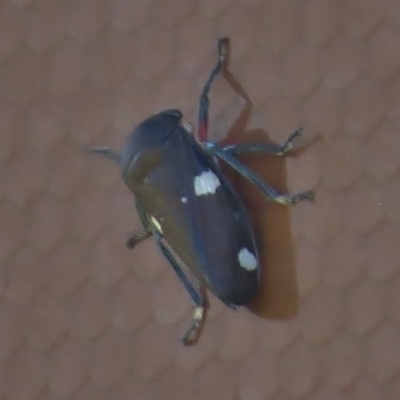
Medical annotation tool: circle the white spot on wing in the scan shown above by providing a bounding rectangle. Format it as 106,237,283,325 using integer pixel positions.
181,196,188,203
238,248,258,271
194,170,220,196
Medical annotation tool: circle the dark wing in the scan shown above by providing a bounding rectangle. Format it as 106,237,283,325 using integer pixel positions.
126,126,259,306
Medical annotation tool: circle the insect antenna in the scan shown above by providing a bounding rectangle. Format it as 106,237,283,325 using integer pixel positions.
84,146,122,164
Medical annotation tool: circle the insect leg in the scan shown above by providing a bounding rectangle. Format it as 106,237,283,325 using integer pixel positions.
126,199,152,249
126,230,152,249
85,146,152,246
223,128,305,156
205,142,314,205
197,38,229,142
155,235,207,345
84,146,122,164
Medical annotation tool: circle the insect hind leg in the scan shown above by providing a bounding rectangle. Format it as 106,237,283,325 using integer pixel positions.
205,142,314,204
155,235,207,345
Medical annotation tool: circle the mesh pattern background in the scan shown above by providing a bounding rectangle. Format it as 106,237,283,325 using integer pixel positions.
1,0,400,399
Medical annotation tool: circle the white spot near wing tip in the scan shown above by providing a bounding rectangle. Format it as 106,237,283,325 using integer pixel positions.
194,170,220,196
181,196,188,203
238,248,258,271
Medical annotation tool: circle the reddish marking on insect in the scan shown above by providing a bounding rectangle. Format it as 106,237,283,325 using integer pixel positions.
197,120,208,142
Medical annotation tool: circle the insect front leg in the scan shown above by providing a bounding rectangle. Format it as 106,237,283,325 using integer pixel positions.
155,235,207,346
126,230,152,249
126,199,153,249
223,127,305,157
197,38,229,142
205,142,314,205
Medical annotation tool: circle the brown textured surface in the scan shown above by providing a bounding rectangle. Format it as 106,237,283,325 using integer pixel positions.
1,1,400,399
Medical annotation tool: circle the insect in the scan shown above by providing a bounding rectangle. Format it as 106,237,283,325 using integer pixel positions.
87,38,314,345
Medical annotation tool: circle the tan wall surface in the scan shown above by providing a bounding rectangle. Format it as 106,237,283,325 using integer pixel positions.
1,0,400,399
